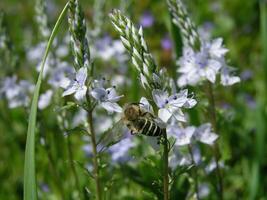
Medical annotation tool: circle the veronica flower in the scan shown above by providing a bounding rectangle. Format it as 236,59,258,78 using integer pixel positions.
194,123,218,145
167,124,195,146
169,150,191,169
1,76,34,108
62,67,87,101
140,11,154,28
38,90,53,109
161,35,172,51
48,61,74,88
177,38,234,87
205,158,225,174
220,65,240,86
152,89,197,123
109,137,135,162
91,82,123,113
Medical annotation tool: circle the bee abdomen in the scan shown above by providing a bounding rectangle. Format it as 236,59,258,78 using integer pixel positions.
139,119,162,137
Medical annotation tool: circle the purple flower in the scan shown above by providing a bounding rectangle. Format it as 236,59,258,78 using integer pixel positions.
140,12,154,28
161,36,172,50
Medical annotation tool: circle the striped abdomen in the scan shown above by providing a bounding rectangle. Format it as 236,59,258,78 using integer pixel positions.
135,118,163,137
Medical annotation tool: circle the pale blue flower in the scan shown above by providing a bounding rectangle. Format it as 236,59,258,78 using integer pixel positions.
48,62,74,88
91,82,123,113
38,90,53,109
109,137,135,162
152,89,197,123
167,124,195,146
194,123,218,145
1,76,34,108
177,38,231,86
220,64,240,86
62,67,87,101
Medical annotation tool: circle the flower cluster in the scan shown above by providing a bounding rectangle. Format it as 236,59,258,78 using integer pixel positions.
177,38,240,86
167,123,218,147
168,0,240,87
0,76,34,108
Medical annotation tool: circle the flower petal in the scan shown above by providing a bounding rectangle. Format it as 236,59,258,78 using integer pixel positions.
91,87,107,100
140,97,154,113
74,86,87,100
101,102,123,113
62,83,77,97
76,67,87,85
158,108,172,123
152,89,169,108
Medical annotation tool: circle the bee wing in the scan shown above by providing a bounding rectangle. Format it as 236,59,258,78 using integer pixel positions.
97,119,127,150
154,117,167,129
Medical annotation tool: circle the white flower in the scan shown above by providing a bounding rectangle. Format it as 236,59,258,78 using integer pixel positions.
152,89,196,123
62,67,87,101
38,90,53,109
194,123,218,145
167,125,195,146
91,83,123,113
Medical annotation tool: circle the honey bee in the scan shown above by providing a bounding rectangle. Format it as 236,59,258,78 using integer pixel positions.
98,103,166,148
122,103,165,137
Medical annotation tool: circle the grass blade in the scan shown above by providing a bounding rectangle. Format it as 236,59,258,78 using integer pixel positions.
23,2,69,200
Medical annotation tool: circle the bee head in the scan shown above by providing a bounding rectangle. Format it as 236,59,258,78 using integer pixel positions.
123,103,142,121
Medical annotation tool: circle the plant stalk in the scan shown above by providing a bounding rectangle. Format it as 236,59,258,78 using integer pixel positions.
163,130,169,200
87,99,101,200
206,82,223,200
188,145,200,200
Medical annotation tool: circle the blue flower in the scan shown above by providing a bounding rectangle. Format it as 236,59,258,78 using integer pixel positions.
91,81,123,113
152,89,197,123
62,67,87,100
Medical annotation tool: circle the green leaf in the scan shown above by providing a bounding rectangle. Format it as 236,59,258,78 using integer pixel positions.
23,2,69,200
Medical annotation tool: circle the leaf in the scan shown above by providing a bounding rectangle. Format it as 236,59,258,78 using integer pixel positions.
23,2,69,200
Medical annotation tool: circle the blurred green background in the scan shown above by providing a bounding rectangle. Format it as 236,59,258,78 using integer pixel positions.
0,0,266,199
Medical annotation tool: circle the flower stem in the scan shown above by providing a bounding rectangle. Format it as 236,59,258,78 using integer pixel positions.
87,99,101,200
163,130,169,200
188,145,200,200
206,82,223,200
67,135,82,199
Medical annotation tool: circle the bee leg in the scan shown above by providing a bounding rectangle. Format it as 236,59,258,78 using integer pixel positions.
157,136,163,145
130,130,138,135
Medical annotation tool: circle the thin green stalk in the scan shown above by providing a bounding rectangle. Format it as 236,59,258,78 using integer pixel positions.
67,135,82,199
205,82,223,200
87,99,101,200
188,145,200,200
23,2,69,200
163,131,169,200
249,1,267,199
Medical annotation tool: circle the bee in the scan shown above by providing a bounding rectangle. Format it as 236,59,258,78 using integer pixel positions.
122,103,165,137
98,103,166,149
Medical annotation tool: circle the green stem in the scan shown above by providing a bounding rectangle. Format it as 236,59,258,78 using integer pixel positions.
163,130,169,200
67,135,82,199
24,2,69,200
188,145,200,200
205,82,223,200
87,99,101,200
